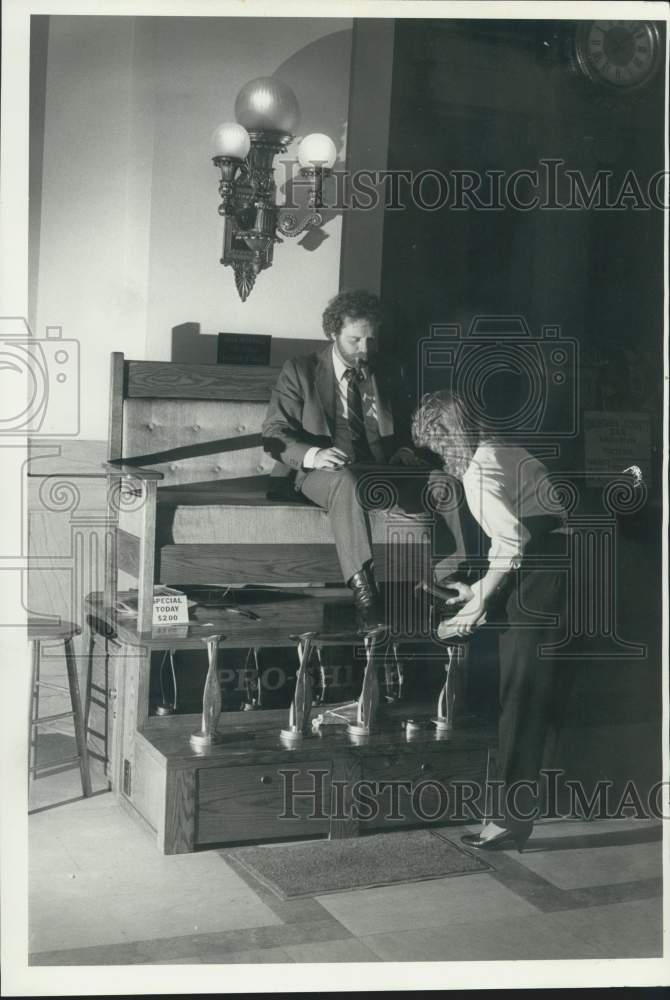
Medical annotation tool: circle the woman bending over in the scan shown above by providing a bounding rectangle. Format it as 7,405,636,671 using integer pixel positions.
412,389,573,852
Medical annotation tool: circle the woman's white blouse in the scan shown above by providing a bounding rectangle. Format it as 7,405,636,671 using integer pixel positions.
462,442,567,572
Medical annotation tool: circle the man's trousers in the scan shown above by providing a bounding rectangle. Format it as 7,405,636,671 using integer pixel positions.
298,465,447,583
299,467,373,583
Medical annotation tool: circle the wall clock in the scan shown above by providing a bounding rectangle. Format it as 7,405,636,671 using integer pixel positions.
571,20,662,93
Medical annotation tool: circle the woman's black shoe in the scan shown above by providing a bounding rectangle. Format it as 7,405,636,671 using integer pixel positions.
461,827,531,853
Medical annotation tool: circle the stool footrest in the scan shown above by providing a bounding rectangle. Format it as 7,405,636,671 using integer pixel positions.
30,754,81,774
35,681,70,694
32,711,75,726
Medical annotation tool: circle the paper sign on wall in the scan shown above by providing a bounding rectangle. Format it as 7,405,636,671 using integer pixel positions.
584,411,652,486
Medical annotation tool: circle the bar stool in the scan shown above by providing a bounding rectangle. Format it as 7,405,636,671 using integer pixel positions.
28,620,92,798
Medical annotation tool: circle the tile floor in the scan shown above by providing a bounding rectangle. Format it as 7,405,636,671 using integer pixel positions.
27,758,663,966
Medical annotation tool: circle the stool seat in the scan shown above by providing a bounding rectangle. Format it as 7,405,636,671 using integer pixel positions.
28,620,91,801
28,619,81,643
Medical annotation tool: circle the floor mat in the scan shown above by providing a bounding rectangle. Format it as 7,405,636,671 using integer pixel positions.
224,829,491,899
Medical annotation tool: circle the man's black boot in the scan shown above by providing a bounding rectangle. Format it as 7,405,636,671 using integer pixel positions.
347,566,385,632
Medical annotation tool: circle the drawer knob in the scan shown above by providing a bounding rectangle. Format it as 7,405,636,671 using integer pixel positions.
420,762,432,774
259,775,272,785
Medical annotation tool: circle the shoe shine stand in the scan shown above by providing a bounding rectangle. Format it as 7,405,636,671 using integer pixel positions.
85,588,494,854
93,351,496,853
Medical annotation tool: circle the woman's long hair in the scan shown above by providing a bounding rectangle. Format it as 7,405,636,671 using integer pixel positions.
411,389,484,479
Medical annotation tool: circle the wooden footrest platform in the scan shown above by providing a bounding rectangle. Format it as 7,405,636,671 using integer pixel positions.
121,705,495,854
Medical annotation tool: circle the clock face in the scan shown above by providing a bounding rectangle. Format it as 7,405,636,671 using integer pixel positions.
576,20,661,90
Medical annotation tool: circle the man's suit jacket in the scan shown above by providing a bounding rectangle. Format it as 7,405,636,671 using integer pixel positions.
261,346,413,493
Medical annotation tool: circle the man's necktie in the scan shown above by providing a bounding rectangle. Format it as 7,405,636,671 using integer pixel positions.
344,367,374,463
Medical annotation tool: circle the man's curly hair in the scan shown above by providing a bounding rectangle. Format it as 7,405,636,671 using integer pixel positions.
322,289,382,340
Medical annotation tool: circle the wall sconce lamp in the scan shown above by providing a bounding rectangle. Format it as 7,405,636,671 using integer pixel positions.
212,77,337,301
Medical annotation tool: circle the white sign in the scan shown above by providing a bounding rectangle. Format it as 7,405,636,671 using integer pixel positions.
152,586,190,627
584,411,652,486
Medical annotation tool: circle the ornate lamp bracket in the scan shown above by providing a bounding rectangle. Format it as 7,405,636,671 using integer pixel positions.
212,78,336,300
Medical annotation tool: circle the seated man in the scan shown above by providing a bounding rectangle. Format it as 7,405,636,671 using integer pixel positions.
261,289,423,629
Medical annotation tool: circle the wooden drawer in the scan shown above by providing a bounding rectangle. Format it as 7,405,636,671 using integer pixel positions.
196,762,332,845
360,748,488,828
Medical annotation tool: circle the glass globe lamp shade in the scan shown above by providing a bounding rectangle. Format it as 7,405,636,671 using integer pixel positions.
235,77,300,134
298,133,337,169
212,122,251,159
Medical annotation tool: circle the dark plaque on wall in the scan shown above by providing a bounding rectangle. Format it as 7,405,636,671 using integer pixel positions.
217,332,272,366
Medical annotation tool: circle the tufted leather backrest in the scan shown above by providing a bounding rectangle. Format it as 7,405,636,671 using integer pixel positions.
122,399,273,486
110,355,281,487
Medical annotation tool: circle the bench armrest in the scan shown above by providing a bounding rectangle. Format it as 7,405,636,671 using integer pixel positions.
102,462,164,481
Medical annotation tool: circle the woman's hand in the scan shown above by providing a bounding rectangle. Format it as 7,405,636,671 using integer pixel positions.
439,566,511,637
437,595,488,639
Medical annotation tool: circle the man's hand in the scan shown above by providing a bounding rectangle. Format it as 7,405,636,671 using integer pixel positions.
313,447,350,470
389,446,428,467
